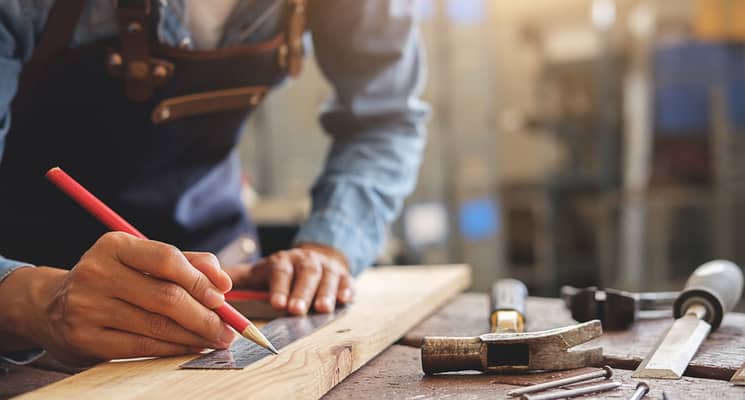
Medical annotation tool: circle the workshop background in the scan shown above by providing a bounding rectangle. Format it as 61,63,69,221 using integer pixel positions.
238,0,745,304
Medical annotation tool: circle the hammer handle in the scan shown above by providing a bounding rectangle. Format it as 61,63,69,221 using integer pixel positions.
674,260,744,330
491,279,527,332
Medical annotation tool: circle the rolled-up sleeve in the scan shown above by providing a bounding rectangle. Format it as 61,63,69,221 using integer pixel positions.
294,0,428,275
0,1,44,364
0,1,33,279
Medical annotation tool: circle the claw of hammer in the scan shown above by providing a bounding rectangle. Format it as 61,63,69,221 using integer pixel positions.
421,320,603,374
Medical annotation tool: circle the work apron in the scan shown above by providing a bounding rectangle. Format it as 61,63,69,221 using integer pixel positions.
0,0,305,268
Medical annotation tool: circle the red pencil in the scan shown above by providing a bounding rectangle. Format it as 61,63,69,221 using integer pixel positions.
45,167,278,355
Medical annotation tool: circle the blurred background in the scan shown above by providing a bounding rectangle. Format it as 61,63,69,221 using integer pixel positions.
238,0,745,301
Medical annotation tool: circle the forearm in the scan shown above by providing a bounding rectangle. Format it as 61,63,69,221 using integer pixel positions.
0,266,60,353
301,0,429,274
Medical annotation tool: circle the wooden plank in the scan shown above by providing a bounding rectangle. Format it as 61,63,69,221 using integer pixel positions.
401,294,745,380
14,265,470,400
323,344,745,399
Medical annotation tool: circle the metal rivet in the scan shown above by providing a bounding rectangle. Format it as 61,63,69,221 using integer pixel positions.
241,238,257,255
108,52,123,67
179,37,192,49
159,107,171,121
152,65,168,79
127,61,149,79
127,22,143,33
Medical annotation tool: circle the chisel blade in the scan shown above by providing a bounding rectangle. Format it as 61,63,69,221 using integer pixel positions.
730,363,745,385
632,314,711,379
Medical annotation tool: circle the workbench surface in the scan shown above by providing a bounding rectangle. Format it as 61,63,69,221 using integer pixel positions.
3,294,744,399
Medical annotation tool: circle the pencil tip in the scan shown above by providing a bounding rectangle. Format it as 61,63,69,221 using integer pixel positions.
241,323,279,355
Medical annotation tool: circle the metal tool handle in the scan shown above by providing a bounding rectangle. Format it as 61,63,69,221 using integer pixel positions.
421,336,482,374
674,260,744,330
491,279,528,332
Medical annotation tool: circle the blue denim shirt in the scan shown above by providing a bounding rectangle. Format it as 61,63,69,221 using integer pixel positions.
0,0,428,281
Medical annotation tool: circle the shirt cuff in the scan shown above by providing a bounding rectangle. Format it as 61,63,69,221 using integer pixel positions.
0,257,42,365
0,349,46,365
293,210,376,276
0,256,34,285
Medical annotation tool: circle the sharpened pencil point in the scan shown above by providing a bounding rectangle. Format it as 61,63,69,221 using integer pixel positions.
241,322,279,355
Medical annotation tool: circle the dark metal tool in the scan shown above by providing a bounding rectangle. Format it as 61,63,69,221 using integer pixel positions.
180,308,344,369
560,285,678,330
421,279,603,374
633,260,744,379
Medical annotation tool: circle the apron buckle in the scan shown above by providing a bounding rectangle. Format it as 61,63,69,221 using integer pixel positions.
106,49,174,88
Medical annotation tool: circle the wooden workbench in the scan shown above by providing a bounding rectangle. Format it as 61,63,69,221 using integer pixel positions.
3,293,744,399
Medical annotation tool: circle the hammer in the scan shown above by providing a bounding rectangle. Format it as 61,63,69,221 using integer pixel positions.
421,279,603,374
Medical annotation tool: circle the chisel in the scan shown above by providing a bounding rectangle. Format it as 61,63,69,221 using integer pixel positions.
633,260,744,379
730,362,745,385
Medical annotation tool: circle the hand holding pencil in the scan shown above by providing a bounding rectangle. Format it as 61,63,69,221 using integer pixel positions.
15,167,277,365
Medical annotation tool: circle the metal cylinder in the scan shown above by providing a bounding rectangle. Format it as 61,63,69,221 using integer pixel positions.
421,336,482,374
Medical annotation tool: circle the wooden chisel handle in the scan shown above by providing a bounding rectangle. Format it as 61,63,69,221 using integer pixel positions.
490,279,527,333
673,260,744,330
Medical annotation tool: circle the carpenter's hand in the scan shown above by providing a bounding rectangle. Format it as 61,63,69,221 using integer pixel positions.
224,243,354,315
2,232,235,366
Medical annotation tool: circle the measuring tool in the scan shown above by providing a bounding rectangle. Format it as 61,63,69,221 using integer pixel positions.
421,279,603,374
181,307,345,369
633,260,744,379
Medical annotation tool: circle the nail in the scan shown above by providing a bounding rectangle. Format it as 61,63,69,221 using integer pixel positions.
508,366,613,397
629,382,650,400
205,289,225,309
217,325,235,347
271,293,287,308
521,381,621,400
340,288,352,302
289,298,307,314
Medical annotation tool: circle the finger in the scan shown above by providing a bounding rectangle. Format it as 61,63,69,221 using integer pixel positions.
85,328,202,360
110,264,227,344
183,252,232,293
268,253,293,309
313,267,340,313
227,261,270,290
288,253,322,315
97,232,225,309
338,274,354,304
98,298,233,349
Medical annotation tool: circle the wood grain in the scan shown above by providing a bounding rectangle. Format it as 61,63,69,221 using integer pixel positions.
401,294,745,380
324,344,745,399
14,265,470,400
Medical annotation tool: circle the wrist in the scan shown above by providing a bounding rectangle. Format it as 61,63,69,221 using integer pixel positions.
0,266,66,351
295,242,349,271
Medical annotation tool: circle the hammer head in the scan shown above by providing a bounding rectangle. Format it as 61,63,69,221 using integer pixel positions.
421,320,603,374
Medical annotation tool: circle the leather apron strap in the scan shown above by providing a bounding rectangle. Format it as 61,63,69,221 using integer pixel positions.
16,0,87,103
